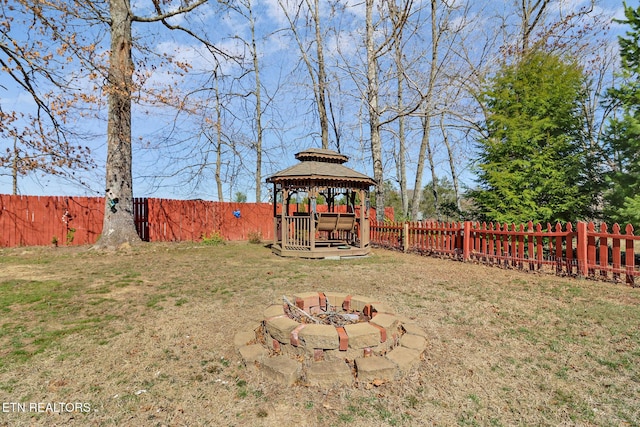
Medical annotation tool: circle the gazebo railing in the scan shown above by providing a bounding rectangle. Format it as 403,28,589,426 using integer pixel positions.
282,215,311,250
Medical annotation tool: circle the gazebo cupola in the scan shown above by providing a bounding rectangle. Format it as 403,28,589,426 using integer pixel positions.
267,148,375,258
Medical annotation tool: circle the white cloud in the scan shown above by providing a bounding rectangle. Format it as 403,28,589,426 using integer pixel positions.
262,0,292,26
0,91,37,110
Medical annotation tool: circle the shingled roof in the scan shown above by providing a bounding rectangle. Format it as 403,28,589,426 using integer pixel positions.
266,148,375,186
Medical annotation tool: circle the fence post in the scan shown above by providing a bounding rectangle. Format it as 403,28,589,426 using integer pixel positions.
463,221,472,261
403,222,409,253
576,221,588,277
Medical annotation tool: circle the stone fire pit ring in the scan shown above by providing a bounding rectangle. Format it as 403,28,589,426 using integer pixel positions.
234,292,428,387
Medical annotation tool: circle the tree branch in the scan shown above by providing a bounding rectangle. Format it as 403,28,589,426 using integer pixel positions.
133,0,209,23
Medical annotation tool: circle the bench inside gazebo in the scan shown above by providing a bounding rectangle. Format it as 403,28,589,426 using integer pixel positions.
266,148,376,259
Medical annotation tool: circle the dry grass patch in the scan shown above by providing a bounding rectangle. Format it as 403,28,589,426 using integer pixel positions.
0,242,638,426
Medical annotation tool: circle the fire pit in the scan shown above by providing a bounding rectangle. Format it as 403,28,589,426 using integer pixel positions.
234,292,428,387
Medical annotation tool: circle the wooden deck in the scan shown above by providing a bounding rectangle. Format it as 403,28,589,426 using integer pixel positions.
272,214,370,259
270,242,370,259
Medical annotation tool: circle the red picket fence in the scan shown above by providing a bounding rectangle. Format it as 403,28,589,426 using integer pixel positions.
370,220,464,259
371,220,640,286
0,195,274,247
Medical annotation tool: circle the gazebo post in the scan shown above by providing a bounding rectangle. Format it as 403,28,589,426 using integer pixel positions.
281,188,289,247
359,188,366,249
272,183,278,247
310,187,317,250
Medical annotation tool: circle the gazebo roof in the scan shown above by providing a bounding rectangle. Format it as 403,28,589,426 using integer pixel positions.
266,148,375,187
295,148,348,164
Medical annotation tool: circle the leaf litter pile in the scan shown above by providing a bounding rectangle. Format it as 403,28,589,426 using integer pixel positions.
282,296,365,326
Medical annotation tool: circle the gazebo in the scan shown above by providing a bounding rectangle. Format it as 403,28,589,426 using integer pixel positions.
266,148,376,258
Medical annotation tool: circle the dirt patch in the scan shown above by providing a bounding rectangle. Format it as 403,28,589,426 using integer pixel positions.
0,265,57,282
0,242,638,426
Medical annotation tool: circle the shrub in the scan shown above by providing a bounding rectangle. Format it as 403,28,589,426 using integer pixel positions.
201,231,225,246
248,230,262,244
66,228,76,245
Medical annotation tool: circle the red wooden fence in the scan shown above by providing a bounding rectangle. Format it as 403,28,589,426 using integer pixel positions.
0,195,104,247
0,195,391,247
0,195,274,247
143,198,273,242
371,220,640,286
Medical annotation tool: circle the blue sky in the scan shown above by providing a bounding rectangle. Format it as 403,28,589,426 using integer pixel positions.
0,0,627,202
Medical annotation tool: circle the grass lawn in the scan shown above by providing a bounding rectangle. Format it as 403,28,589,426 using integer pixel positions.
0,241,638,426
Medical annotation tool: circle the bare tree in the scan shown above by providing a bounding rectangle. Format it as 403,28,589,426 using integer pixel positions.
520,0,551,52
504,0,600,57
390,0,409,219
406,0,471,220
278,0,332,149
100,0,140,247
213,78,226,202
249,2,264,202
365,0,383,220
12,0,228,248
1,1,96,193
235,0,265,201
364,0,414,220
351,0,472,221
439,112,461,213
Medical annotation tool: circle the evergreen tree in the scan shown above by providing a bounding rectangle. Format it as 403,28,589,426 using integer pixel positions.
603,3,640,225
234,192,248,203
420,177,459,221
382,181,404,221
470,51,593,225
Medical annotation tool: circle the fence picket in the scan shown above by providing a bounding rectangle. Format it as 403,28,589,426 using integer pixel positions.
488,223,495,263
510,224,517,268
612,224,622,281
599,223,609,279
554,223,563,273
535,223,543,270
625,224,635,286
587,222,596,277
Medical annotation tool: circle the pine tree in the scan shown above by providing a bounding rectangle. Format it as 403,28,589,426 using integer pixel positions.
603,3,640,225
470,51,592,225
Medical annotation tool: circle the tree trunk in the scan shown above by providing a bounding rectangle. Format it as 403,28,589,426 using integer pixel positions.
95,0,141,249
392,1,408,219
249,2,263,202
215,79,224,202
440,114,461,212
520,0,550,53
410,0,438,220
412,115,432,219
426,128,439,219
12,137,18,195
366,0,385,221
311,0,329,149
